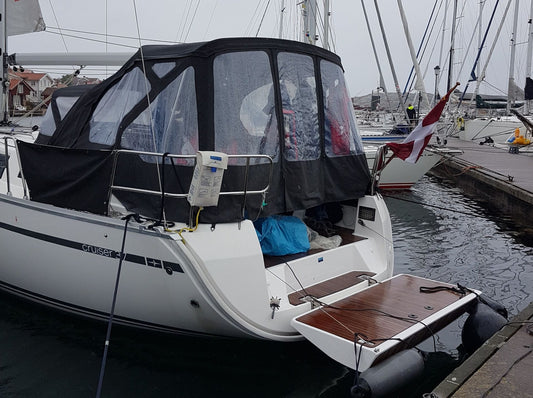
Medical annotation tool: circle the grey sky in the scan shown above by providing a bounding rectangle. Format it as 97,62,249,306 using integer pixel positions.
8,0,533,98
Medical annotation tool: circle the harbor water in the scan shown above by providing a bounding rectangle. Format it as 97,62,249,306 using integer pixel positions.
0,175,531,397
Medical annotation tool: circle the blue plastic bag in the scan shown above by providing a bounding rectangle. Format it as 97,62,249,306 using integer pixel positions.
254,215,310,256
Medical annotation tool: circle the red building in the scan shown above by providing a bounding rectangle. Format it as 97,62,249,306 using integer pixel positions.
8,78,34,114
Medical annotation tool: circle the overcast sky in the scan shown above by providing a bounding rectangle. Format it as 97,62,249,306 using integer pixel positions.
8,0,533,98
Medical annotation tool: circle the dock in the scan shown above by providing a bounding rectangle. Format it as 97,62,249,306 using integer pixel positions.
425,137,533,397
429,137,533,225
430,302,533,397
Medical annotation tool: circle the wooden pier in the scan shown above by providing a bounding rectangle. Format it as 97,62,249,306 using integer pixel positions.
426,137,533,397
430,137,533,225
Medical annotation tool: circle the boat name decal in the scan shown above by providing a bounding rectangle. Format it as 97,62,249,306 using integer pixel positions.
0,221,184,274
82,244,117,258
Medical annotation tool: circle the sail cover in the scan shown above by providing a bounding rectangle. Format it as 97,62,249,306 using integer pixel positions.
7,0,46,36
525,77,533,100
19,38,370,223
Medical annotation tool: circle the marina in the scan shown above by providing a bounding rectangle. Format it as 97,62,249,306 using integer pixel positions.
0,1,532,396
0,174,531,397
431,136,533,227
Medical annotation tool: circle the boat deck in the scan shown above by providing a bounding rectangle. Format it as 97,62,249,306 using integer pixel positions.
288,271,376,305
294,274,476,355
263,226,366,268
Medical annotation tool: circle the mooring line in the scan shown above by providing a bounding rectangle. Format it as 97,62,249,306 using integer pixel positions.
95,213,139,398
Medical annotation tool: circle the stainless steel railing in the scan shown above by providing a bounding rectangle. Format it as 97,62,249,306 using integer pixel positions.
2,140,273,222
107,149,273,220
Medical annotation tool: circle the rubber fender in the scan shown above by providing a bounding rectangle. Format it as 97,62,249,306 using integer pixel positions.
351,349,425,398
478,294,508,319
461,301,507,355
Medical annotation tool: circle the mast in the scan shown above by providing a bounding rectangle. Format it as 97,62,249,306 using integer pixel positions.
458,0,500,108
471,0,512,108
526,0,533,113
439,0,449,70
304,0,318,45
527,0,533,78
397,0,430,109
278,0,285,39
323,0,330,50
447,0,458,92
507,0,520,113
437,0,449,92
373,0,409,121
478,1,485,80
360,0,393,114
0,0,7,124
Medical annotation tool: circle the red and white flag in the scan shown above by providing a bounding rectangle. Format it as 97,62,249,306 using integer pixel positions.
387,83,459,163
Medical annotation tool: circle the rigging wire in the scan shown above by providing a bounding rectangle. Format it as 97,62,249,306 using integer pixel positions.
183,0,201,42
45,30,139,49
402,0,439,98
255,0,273,37
175,0,195,43
203,0,219,40
46,0,78,75
105,0,108,77
131,0,166,227
46,26,180,44
47,0,69,53
244,0,269,36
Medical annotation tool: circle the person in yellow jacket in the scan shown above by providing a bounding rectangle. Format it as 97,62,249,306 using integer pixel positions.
406,104,416,127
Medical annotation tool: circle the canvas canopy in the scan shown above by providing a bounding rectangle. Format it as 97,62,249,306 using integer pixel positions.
19,37,370,223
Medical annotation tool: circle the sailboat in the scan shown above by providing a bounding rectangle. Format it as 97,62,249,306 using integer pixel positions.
0,35,506,380
458,0,533,147
0,3,507,394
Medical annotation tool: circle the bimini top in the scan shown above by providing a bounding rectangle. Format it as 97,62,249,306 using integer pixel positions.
20,37,371,223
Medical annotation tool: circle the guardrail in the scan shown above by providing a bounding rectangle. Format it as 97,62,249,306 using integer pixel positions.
107,150,274,221
2,141,273,223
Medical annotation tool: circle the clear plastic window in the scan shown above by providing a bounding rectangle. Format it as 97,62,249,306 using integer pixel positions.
152,62,176,78
121,66,198,163
321,60,364,157
40,96,80,136
214,51,278,163
89,67,150,146
277,52,319,161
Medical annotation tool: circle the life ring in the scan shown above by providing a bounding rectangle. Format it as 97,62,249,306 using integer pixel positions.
457,117,465,131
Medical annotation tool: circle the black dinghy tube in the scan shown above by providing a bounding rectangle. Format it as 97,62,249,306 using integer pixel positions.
461,297,507,355
351,348,425,398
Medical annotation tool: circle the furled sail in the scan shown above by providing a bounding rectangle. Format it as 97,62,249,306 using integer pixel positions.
525,77,533,100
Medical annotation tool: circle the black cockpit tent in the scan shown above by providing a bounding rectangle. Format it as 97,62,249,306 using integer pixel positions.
18,37,371,223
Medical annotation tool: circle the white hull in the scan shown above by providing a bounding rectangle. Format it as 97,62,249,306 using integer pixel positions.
0,38,491,378
364,145,457,190
0,156,394,341
460,117,526,144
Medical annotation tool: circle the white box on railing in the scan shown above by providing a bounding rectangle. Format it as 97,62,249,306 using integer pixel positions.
187,151,228,207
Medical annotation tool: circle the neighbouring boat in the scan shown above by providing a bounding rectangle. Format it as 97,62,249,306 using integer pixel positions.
459,114,530,144
0,38,505,392
365,143,461,190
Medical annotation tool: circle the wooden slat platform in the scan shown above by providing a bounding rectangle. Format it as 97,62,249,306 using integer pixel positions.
295,274,474,348
288,271,376,305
